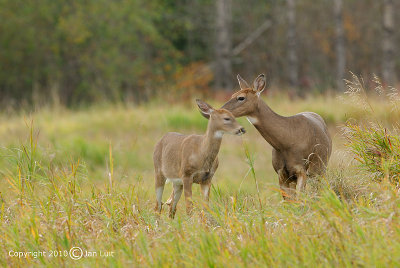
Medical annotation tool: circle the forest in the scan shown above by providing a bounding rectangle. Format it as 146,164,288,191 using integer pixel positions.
0,0,398,106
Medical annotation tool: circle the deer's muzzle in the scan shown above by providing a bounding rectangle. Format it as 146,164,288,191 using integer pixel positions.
236,127,246,135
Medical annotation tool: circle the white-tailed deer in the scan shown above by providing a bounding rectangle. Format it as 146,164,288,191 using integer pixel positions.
153,99,245,218
222,74,332,199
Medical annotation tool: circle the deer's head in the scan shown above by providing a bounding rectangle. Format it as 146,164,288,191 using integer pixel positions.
221,74,266,117
196,99,245,136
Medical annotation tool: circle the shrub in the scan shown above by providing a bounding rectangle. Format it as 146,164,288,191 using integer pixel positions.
344,123,400,185
342,74,400,185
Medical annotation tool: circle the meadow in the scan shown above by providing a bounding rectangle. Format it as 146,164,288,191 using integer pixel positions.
1,85,400,267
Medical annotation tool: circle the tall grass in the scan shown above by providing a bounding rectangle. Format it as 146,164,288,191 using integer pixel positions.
1,94,400,266
343,74,400,185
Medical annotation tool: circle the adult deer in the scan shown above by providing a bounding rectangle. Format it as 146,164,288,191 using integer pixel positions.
153,99,246,218
222,74,332,199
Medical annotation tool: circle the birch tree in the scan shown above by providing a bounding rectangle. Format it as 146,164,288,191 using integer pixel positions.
334,0,345,91
215,0,233,91
287,0,298,89
382,0,395,86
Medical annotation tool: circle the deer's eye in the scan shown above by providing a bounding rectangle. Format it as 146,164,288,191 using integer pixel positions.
224,118,230,121
237,96,245,101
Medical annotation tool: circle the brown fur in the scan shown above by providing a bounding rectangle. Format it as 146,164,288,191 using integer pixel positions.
222,74,332,199
153,99,245,218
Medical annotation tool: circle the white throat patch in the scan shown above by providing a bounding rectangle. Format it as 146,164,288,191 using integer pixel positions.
214,131,224,139
247,116,258,125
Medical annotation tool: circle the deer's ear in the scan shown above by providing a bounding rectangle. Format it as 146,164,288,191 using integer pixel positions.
253,74,266,96
196,99,214,119
237,74,250,90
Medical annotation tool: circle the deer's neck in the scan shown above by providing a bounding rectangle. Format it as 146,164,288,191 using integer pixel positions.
249,99,291,150
201,122,222,169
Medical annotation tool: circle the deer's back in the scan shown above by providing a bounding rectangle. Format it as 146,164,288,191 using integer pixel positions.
298,112,331,151
299,112,328,134
153,132,202,178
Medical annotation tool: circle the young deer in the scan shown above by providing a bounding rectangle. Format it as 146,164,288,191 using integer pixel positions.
153,99,245,218
222,74,332,199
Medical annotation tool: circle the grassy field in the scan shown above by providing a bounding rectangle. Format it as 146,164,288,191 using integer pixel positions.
1,92,400,267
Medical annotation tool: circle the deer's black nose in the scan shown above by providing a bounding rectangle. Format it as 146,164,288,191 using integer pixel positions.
240,128,246,134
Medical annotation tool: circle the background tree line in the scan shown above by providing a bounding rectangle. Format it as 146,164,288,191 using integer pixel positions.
0,0,398,106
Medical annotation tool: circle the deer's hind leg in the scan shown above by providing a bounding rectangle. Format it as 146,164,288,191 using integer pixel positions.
154,173,166,213
201,181,212,202
295,168,307,197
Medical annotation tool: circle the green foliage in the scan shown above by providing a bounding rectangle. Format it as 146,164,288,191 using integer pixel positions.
0,0,181,105
62,137,108,166
165,111,207,130
0,0,397,107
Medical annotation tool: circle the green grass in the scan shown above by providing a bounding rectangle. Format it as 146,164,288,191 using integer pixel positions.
1,94,400,267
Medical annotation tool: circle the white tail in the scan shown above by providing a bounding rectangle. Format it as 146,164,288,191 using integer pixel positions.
153,99,245,218
222,74,332,199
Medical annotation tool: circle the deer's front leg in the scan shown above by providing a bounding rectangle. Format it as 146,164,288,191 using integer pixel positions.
278,169,292,200
199,180,212,221
183,177,193,216
169,183,183,219
165,190,174,206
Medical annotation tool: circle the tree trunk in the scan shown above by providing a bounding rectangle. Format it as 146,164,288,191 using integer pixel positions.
334,0,346,91
382,0,395,86
286,0,298,90
215,0,233,91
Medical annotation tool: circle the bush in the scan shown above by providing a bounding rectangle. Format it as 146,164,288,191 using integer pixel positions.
344,123,400,185
343,74,400,185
